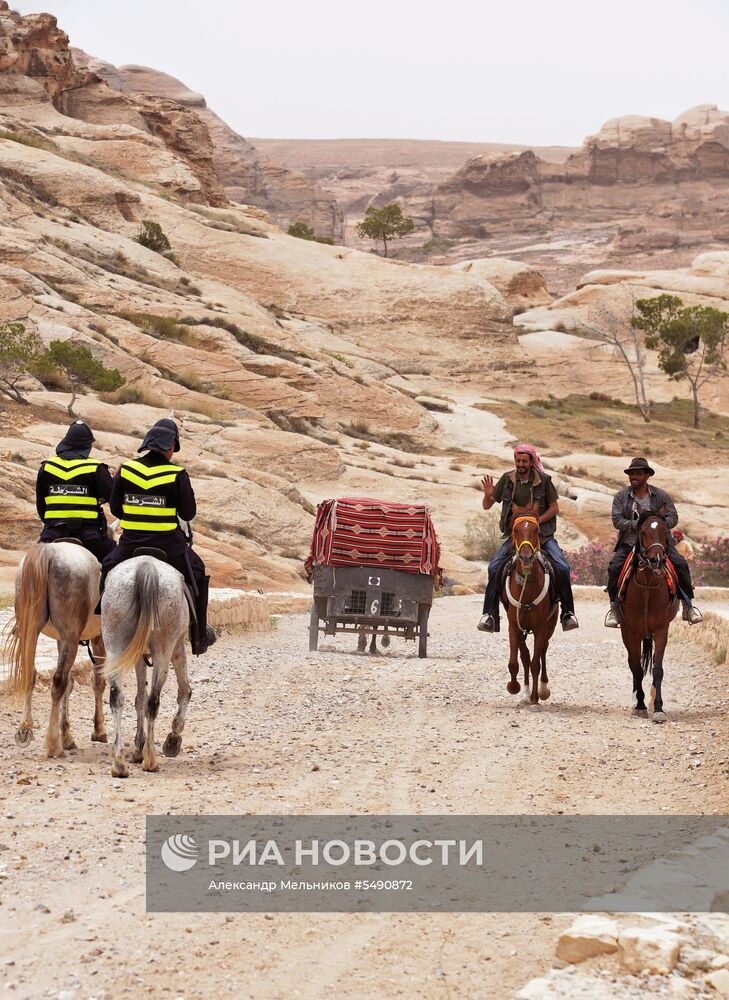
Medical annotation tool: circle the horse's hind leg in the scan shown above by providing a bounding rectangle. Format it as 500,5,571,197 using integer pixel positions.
90,636,107,743
539,644,550,701
163,639,192,759
16,667,37,747
109,675,129,778
60,672,77,751
130,659,146,764
47,638,77,758
143,646,170,773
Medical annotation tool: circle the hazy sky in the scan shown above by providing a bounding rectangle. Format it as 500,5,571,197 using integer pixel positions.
14,0,729,145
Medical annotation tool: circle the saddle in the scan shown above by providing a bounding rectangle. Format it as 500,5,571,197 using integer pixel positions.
617,550,678,601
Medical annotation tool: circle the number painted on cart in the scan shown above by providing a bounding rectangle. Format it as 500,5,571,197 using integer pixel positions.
370,599,379,614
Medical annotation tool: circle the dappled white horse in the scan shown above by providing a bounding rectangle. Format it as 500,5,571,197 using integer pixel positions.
102,556,191,777
6,541,106,756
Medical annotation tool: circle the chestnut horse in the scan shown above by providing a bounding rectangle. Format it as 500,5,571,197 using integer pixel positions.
501,506,559,707
619,511,679,723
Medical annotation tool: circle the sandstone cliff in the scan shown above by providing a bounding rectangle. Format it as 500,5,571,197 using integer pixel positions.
73,55,344,243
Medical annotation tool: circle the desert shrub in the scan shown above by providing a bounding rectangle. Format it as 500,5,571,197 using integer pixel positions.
287,221,334,245
180,315,300,361
99,384,167,408
118,311,197,347
0,129,57,151
463,512,502,562
135,220,171,255
567,541,613,585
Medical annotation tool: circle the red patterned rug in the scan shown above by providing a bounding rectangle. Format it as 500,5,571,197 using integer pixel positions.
305,497,442,581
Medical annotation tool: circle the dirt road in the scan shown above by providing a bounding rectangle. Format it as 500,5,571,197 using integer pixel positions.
1,597,727,999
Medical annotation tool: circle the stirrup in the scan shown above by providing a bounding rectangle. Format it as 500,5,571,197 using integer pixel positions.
682,604,703,625
561,612,579,632
604,605,620,629
477,614,499,633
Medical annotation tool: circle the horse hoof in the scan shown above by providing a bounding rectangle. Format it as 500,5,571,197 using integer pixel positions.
632,708,648,718
62,739,78,751
46,747,65,759
142,761,160,773
163,734,182,758
527,703,541,712
652,711,668,724
507,681,521,695
111,763,129,778
91,733,108,743
15,727,33,747
130,750,144,764
538,684,551,701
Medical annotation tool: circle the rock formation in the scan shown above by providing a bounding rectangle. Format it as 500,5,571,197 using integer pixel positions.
73,55,344,242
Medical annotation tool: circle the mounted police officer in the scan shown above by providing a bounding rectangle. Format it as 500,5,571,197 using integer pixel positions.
99,417,216,655
36,419,115,562
605,457,702,627
477,443,579,634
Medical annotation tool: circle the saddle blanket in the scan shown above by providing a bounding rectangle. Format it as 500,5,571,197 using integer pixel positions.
617,550,678,600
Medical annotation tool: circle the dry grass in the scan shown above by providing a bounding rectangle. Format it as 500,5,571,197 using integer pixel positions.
485,394,729,468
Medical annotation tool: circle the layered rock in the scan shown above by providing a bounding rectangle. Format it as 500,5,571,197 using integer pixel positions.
0,8,226,205
78,58,344,242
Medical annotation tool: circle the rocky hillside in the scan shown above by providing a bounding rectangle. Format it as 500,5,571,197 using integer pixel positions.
257,107,729,297
70,54,345,243
0,2,727,596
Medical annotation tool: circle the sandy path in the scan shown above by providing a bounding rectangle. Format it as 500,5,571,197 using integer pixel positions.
1,598,727,999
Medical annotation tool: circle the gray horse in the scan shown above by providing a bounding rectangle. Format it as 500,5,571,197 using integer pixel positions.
6,542,107,756
102,556,191,777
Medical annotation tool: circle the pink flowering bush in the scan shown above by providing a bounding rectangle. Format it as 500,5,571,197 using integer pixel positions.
567,541,613,585
692,536,729,586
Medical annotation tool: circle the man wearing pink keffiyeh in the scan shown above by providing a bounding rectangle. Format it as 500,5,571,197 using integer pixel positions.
477,443,579,633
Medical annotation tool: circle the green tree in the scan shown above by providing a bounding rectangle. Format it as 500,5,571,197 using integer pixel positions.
0,322,46,403
633,294,729,428
135,219,172,255
355,204,415,257
287,221,334,245
46,340,125,417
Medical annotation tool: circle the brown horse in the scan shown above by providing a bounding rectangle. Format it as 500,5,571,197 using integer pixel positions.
501,506,559,708
619,511,679,723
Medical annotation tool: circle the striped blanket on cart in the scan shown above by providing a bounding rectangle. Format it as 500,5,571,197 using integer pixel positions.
305,497,442,581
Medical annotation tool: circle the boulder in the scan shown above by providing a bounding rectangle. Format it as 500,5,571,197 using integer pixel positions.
618,926,682,974
555,915,619,964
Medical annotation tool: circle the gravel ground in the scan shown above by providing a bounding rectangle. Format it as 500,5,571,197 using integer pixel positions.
1,596,728,999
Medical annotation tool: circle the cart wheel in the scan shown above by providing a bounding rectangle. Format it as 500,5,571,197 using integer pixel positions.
309,606,320,652
418,605,429,659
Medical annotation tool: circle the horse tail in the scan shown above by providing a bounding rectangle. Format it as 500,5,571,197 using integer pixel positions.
4,545,51,696
105,560,160,677
641,636,654,677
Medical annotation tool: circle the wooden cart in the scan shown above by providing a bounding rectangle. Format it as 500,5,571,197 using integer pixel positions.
309,564,432,657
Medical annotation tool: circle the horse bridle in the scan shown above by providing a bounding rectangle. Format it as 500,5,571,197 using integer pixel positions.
512,515,540,568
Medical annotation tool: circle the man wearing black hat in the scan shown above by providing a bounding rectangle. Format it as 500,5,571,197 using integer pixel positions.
36,419,115,562
605,457,702,627
99,418,216,655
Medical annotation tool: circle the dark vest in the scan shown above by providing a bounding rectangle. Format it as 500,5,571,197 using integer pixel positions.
499,470,556,540
41,456,103,525
119,459,184,536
